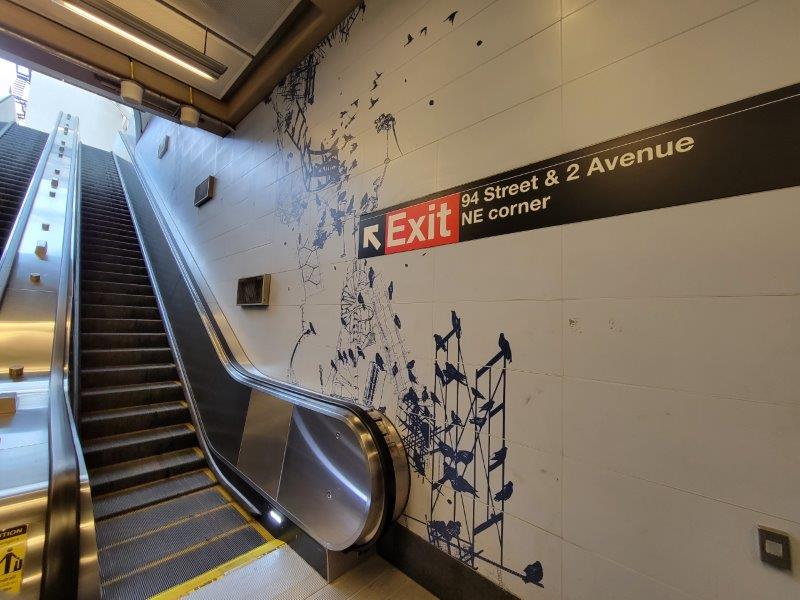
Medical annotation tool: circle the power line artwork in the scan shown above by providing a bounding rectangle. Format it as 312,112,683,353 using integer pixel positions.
404,312,544,589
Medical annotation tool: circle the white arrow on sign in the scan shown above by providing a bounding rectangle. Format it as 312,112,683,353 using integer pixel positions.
362,224,381,249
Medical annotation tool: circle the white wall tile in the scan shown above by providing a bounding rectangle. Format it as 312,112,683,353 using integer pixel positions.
564,377,800,522
564,188,800,298
564,296,800,405
563,0,753,81
436,88,564,190
564,542,697,600
564,458,800,600
434,226,562,303
563,0,800,148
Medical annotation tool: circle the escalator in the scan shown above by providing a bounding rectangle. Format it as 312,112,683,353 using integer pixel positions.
0,123,47,250
77,146,276,599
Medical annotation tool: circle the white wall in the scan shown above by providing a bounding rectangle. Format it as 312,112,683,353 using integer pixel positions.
133,1,800,598
26,71,127,150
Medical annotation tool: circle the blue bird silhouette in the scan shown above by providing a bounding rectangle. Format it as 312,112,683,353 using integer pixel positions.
498,333,512,362
494,481,513,502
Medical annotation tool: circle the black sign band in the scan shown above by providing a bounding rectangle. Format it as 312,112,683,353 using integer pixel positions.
358,83,800,258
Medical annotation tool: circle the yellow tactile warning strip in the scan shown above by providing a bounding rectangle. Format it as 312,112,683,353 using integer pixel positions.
215,486,273,540
148,538,285,600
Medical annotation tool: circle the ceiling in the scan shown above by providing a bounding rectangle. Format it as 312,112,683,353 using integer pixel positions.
0,0,361,135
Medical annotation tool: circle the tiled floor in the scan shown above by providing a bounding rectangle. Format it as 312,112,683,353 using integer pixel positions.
185,545,437,600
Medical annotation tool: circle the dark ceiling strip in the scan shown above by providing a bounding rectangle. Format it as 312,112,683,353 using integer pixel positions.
152,0,255,58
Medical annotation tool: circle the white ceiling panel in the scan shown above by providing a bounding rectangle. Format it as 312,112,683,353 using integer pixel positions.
161,0,300,55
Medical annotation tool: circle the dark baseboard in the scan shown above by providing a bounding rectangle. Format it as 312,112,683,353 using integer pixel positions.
377,523,517,599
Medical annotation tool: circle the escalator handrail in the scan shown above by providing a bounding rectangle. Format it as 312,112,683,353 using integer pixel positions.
116,133,407,550
40,116,85,600
0,115,60,302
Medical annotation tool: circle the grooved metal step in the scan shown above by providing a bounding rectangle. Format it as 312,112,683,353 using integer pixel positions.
92,470,216,520
81,400,188,438
89,448,204,496
83,423,195,468
95,486,230,551
81,381,183,411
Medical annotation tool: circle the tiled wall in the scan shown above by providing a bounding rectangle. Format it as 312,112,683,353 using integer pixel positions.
133,1,800,598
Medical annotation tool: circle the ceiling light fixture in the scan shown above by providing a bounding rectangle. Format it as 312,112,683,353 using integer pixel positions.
57,0,217,81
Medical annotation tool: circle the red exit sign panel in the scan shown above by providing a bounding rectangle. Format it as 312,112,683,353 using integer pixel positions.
385,193,459,254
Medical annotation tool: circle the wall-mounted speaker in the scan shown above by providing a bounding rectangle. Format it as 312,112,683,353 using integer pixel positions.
194,175,215,207
237,275,271,307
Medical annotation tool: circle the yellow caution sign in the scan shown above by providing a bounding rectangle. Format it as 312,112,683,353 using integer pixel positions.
0,524,27,595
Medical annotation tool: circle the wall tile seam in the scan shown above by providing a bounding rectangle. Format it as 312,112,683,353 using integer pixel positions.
307,0,512,130
561,0,599,19
318,15,563,138
562,454,800,528
561,374,800,411
560,374,800,410
561,539,702,600
560,0,763,85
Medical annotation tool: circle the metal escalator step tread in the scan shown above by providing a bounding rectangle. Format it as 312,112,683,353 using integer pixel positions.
100,524,269,600
80,400,188,438
80,317,164,334
83,423,195,468
98,502,252,582
89,448,204,496
81,381,182,398
95,486,229,551
81,362,176,387
81,347,173,368
92,469,216,520
80,381,183,411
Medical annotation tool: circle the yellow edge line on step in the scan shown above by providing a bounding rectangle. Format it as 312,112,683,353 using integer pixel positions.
215,485,273,541
148,538,285,600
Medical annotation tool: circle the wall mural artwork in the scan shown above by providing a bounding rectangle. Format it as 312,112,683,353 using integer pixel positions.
264,2,543,592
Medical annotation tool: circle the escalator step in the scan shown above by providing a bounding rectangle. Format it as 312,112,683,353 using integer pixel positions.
81,400,188,438
83,423,196,468
81,317,164,334
82,279,153,295
82,260,147,277
81,346,173,367
92,469,216,520
81,381,183,411
81,331,168,350
89,448,204,496
80,363,176,387
99,502,249,582
81,291,156,307
95,486,229,550
100,522,267,600
81,304,160,320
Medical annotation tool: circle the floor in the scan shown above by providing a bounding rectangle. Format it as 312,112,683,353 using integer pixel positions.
184,545,437,600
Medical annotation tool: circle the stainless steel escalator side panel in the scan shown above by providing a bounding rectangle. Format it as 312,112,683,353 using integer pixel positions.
0,113,98,599
237,390,294,498
112,133,409,551
277,405,385,550
0,113,63,600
